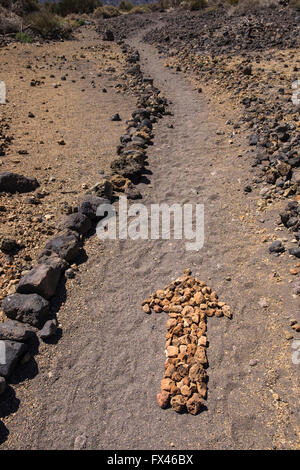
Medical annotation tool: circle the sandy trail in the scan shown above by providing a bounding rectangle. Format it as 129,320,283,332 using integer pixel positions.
1,27,299,450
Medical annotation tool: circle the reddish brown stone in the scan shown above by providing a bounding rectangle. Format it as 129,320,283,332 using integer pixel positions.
170,394,186,413
157,391,170,409
186,393,203,415
161,378,173,391
167,345,179,357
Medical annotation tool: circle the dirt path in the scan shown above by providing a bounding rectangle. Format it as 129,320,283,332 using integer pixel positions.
1,27,299,450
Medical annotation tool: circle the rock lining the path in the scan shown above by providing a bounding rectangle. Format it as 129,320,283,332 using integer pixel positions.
2,293,50,327
16,262,63,300
0,340,27,378
0,320,35,342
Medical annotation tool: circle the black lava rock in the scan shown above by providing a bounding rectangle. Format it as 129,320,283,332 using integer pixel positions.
269,240,285,254
1,293,50,327
0,340,27,378
0,172,39,194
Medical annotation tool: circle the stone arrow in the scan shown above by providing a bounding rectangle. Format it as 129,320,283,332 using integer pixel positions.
142,269,232,415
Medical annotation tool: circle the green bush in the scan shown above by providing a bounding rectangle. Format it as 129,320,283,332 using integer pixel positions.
130,5,151,13
230,0,278,14
147,2,161,11
119,0,133,11
156,0,182,11
156,0,181,9
94,5,120,18
15,31,32,42
76,18,86,26
12,0,39,16
188,0,207,10
24,10,71,39
291,0,300,10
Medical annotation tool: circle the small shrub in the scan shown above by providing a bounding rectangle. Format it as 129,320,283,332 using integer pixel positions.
76,18,85,26
156,0,182,8
188,0,207,10
24,10,71,39
0,0,11,8
94,5,120,18
0,14,21,33
15,31,32,42
229,0,278,14
147,3,161,11
12,0,40,17
52,0,102,16
291,0,300,10
119,0,133,11
130,5,151,13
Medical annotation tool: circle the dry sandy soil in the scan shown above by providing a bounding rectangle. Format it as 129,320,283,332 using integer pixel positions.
0,25,133,301
0,16,299,450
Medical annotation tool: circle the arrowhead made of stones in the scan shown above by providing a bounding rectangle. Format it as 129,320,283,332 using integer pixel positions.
0,340,27,378
0,320,36,342
0,172,39,193
1,293,50,327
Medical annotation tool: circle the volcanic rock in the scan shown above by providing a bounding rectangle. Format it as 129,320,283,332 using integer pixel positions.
57,212,92,235
2,293,50,327
39,319,57,340
0,340,27,378
0,321,35,342
42,229,80,263
0,172,39,193
16,262,63,300
78,195,110,221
